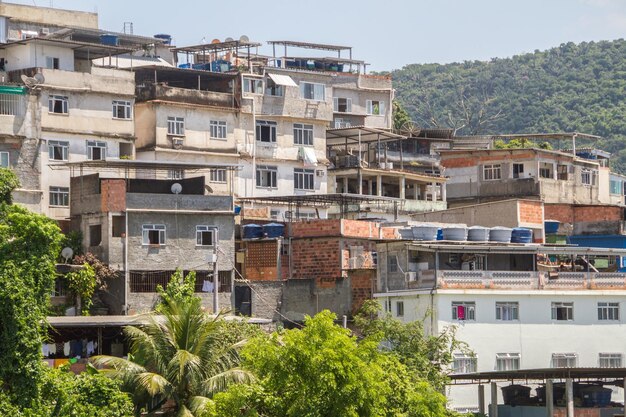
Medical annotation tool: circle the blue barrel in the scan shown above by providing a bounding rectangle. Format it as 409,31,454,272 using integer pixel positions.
511,227,533,243
263,223,285,238
544,220,560,234
154,33,172,45
242,224,263,239
580,386,612,407
100,34,119,46
436,229,443,240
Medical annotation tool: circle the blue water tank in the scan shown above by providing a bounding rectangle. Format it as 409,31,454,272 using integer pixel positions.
436,229,443,240
263,223,285,238
100,34,119,46
242,224,263,239
544,220,560,234
511,227,533,243
154,33,172,45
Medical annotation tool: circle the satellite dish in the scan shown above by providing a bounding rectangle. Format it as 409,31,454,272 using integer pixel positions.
239,35,249,43
61,247,74,263
225,37,234,42
33,73,45,84
171,183,182,194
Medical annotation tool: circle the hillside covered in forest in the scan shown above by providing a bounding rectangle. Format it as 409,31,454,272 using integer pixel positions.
391,39,626,172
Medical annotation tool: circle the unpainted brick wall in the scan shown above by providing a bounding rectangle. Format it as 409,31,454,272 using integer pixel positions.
291,237,342,280
349,269,375,314
244,240,279,281
519,200,544,224
545,204,622,223
101,179,126,212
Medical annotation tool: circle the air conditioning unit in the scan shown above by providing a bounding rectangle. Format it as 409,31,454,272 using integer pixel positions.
405,272,417,282
316,169,325,177
172,138,184,149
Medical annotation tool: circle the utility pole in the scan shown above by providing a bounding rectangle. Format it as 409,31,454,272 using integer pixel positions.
212,229,219,314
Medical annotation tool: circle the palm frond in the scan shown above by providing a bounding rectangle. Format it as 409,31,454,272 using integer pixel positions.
135,372,173,397
188,395,215,415
202,368,256,395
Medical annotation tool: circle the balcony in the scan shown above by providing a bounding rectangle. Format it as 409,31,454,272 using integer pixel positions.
136,84,236,108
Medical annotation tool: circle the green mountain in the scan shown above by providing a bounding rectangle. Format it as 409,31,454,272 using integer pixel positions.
392,39,626,172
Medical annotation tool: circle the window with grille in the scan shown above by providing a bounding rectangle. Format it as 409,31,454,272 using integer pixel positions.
86,140,106,161
551,302,573,320
209,169,227,183
598,302,619,321
256,165,277,188
48,95,68,114
256,120,277,143
452,302,476,321
49,186,69,206
496,353,520,371
483,164,501,181
167,116,185,136
48,140,69,161
552,353,577,368
112,100,132,119
209,120,227,139
167,169,184,180
293,123,313,146
0,93,24,116
599,353,622,368
452,353,477,374
294,168,314,190
142,224,166,245
196,226,216,246
496,302,519,321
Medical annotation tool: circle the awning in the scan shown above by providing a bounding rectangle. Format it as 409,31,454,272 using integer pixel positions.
0,85,27,95
267,73,298,87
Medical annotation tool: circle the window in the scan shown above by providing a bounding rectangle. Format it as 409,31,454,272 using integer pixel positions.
265,78,283,96
0,151,8,167
539,162,553,179
452,353,477,374
452,302,476,321
599,353,622,368
496,353,520,371
167,169,184,180
0,93,24,116
256,165,277,188
209,120,227,139
196,225,216,246
396,301,404,318
366,100,385,115
45,56,59,69
483,164,501,181
552,353,577,368
333,97,352,113
48,95,68,114
256,120,277,143
142,224,166,245
334,118,351,128
243,77,263,94
112,215,125,237
551,302,574,321
388,254,399,273
598,302,619,321
496,302,519,321
581,169,595,186
294,168,314,190
89,224,102,247
610,179,622,195
167,116,185,136
209,169,227,183
270,209,280,220
48,140,69,161
300,82,325,101
112,100,132,119
49,186,69,207
293,123,313,146
86,141,106,161
512,163,524,179
557,164,569,180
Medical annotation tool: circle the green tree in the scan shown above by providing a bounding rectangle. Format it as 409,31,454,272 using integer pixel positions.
66,263,97,315
92,297,254,416
156,269,197,312
0,168,19,204
393,99,412,131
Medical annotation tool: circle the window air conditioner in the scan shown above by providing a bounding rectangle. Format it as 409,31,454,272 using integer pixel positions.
405,272,417,282
172,138,184,149
316,169,325,177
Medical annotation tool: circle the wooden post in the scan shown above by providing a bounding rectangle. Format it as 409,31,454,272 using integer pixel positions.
490,382,498,417
546,379,554,417
565,378,574,417
478,385,485,415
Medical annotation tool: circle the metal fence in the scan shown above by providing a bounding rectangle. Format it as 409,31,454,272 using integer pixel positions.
0,93,24,116
129,270,232,293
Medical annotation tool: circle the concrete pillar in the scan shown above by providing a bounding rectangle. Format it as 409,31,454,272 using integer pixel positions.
399,176,406,200
368,179,373,196
441,182,447,202
490,382,498,417
357,170,363,195
414,183,419,200
546,379,554,417
623,377,626,409
376,175,382,197
342,177,348,194
478,385,485,415
565,378,574,417
431,181,437,201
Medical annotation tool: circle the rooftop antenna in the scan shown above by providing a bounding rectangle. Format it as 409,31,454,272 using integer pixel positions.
123,22,133,35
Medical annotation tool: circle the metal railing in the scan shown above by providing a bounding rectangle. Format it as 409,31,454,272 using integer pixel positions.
0,93,24,116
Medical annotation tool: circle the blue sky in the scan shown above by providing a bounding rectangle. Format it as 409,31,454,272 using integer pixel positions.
12,0,626,71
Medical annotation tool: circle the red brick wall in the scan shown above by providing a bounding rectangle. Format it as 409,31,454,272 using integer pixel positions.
242,207,270,220
441,151,536,168
289,219,383,239
545,204,622,223
349,269,375,313
100,179,126,212
244,240,279,281
291,237,342,280
519,200,544,224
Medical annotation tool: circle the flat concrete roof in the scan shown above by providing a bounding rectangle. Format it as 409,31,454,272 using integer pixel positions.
403,241,626,256
450,367,626,384
47,314,272,328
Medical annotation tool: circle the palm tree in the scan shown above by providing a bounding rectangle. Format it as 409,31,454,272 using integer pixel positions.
92,297,254,417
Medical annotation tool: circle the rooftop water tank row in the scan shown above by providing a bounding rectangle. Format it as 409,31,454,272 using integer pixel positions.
407,225,533,244
242,223,285,240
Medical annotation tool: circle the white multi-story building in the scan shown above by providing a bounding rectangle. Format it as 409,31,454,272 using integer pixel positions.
373,239,626,411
